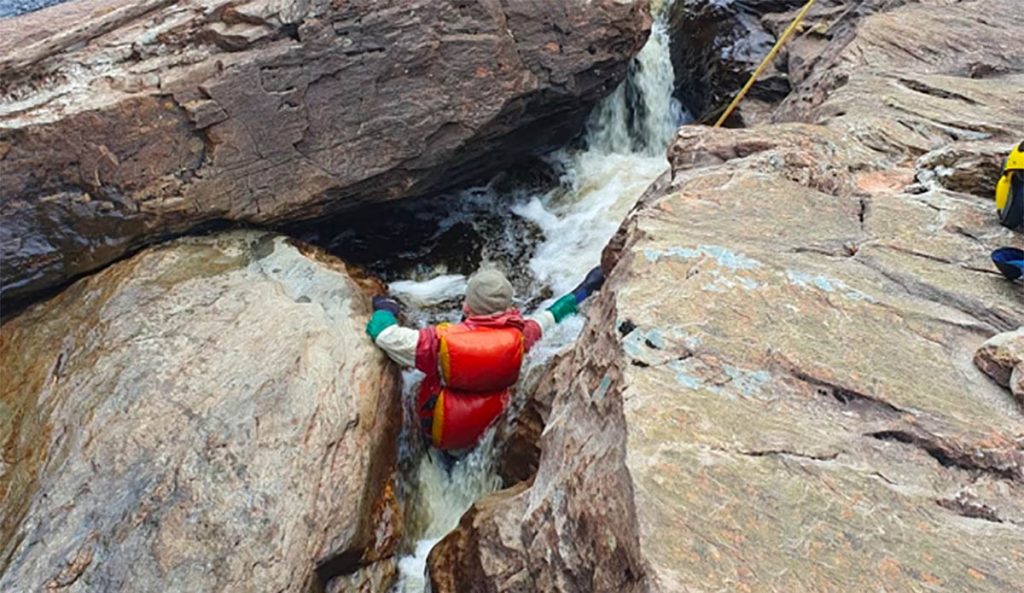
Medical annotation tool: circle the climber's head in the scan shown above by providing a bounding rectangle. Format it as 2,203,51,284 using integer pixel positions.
463,268,513,316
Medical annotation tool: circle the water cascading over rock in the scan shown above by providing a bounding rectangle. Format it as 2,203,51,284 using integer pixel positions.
5,0,1023,592
345,5,687,592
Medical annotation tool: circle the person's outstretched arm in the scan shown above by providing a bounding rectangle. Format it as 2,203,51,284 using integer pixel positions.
527,266,606,337
365,296,419,368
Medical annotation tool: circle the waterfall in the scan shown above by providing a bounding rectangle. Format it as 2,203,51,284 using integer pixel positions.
585,16,685,156
388,4,682,591
513,0,685,301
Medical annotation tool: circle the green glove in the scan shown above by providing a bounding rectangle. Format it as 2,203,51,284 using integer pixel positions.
366,310,397,340
546,294,578,323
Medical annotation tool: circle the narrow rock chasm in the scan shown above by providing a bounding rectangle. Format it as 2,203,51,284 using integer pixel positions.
4,1,1024,593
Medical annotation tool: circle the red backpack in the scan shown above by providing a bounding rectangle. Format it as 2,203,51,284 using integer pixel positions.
416,322,524,450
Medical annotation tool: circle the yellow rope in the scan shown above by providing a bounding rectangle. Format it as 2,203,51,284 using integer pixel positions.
713,0,818,128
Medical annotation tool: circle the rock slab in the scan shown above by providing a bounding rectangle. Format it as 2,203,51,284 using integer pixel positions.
430,1,1024,591
0,0,651,304
0,231,402,592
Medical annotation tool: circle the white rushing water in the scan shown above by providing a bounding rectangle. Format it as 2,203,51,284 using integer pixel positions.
389,8,684,592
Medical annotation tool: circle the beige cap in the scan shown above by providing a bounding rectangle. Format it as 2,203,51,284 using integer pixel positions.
464,268,513,315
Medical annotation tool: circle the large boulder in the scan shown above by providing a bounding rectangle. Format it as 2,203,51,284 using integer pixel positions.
0,0,651,304
0,231,403,592
429,1,1024,591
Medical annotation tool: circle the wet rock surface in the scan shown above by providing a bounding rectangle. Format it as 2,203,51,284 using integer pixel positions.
288,159,554,300
431,1,1024,591
326,557,399,593
667,0,883,125
0,231,402,592
0,0,651,304
668,0,800,123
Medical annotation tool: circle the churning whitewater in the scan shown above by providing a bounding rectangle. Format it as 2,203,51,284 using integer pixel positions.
388,9,685,592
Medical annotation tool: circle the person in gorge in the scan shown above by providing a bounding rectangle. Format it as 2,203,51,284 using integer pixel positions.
365,266,606,453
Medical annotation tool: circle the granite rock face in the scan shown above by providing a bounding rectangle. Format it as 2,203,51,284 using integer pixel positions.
325,557,400,593
430,1,1024,591
0,231,402,592
0,0,651,304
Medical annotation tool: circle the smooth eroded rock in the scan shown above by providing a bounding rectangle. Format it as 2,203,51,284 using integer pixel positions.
0,231,402,592
0,0,651,304
775,0,1024,144
597,125,1024,592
